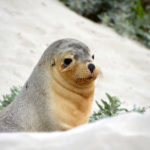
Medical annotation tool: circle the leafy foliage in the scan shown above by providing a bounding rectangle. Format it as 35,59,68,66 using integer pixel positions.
0,87,147,123
0,86,22,110
89,93,146,122
59,0,150,48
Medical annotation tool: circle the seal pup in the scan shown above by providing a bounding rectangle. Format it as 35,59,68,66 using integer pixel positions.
0,38,100,132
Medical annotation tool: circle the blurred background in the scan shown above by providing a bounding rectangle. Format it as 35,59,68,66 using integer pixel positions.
60,0,150,48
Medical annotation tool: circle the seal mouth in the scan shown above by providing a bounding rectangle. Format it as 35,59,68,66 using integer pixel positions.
77,75,95,82
87,76,94,80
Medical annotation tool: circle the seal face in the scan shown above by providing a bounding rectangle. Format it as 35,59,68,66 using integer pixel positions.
52,44,99,87
0,38,100,132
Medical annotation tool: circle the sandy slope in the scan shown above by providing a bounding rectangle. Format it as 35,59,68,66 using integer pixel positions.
0,0,150,149
0,0,150,108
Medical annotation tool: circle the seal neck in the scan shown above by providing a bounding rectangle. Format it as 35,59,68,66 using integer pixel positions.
50,68,95,130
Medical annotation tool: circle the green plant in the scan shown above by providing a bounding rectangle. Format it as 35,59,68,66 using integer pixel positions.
60,0,150,48
0,86,22,110
0,87,148,123
89,93,146,122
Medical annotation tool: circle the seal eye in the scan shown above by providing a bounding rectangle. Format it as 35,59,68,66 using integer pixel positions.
92,55,94,60
64,58,72,66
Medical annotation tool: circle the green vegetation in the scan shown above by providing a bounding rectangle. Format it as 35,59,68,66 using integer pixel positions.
59,0,150,48
0,87,147,123
89,93,146,122
0,86,22,110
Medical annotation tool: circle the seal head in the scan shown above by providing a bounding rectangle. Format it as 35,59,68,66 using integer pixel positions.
49,39,99,87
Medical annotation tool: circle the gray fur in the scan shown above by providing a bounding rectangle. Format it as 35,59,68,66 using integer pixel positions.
0,38,91,132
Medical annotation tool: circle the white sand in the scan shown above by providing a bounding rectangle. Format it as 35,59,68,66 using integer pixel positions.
0,0,150,107
0,110,150,150
0,0,150,149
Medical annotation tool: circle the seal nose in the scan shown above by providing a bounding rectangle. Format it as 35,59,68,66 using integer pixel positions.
88,64,95,73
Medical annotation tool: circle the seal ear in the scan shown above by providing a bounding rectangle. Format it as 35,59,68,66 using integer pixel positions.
51,59,55,67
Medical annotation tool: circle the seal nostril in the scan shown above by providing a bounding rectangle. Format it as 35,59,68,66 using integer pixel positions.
88,64,95,73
